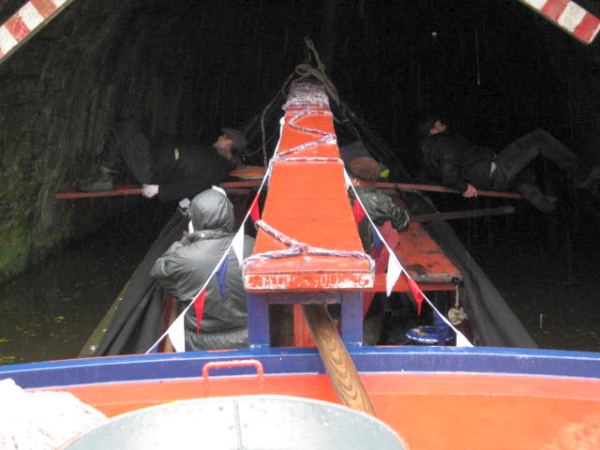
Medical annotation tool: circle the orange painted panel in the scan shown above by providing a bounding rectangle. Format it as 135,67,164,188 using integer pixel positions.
244,99,373,291
54,373,600,449
390,201,462,284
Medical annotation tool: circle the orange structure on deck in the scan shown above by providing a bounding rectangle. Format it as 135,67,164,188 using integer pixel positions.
242,82,463,348
243,111,373,292
58,371,600,450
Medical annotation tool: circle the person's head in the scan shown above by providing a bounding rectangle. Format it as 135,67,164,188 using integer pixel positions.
339,141,383,182
416,114,448,140
349,157,382,182
189,186,234,232
214,128,247,162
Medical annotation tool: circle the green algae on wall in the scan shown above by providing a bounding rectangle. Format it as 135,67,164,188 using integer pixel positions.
0,218,30,281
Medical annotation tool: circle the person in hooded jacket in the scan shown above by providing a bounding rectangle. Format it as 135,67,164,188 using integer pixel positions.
341,142,411,250
150,187,255,350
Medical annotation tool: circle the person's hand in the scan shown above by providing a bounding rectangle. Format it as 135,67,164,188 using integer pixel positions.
142,184,159,198
462,183,478,198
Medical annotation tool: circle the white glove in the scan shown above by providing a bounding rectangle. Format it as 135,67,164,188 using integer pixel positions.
142,184,159,198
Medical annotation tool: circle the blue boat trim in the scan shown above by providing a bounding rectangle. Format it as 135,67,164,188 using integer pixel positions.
1,346,600,389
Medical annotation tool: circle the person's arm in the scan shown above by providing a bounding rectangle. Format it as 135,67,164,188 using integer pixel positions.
157,179,212,202
438,149,469,193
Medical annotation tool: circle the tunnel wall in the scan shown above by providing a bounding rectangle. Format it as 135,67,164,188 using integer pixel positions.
0,0,598,282
0,0,325,282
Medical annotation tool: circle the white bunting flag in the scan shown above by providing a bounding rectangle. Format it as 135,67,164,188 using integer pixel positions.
231,228,245,266
343,169,353,189
168,313,186,353
455,332,474,348
386,253,403,297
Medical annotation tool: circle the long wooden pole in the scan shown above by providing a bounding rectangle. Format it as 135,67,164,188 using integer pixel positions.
302,304,376,416
412,205,515,222
372,180,557,202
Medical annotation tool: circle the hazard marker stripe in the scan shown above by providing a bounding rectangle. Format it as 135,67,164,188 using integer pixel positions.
0,0,75,66
19,3,45,31
519,0,600,44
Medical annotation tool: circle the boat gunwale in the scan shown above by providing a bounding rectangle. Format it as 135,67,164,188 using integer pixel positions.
2,346,600,389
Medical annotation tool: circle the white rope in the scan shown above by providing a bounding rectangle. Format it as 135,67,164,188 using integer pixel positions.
144,121,282,354
346,170,473,346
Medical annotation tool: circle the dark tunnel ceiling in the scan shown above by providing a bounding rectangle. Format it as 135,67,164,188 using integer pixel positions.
0,0,599,169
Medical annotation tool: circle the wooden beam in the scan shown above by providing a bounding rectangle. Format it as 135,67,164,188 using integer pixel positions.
302,304,376,416
412,206,515,222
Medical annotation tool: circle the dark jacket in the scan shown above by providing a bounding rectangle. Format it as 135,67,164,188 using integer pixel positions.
420,132,495,192
153,142,235,202
354,186,410,250
150,189,254,350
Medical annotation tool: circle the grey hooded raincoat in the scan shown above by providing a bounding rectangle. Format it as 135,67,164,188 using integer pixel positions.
151,188,254,350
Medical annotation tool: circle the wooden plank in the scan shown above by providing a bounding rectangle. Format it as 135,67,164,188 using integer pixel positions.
302,304,376,416
53,181,260,200
55,185,142,199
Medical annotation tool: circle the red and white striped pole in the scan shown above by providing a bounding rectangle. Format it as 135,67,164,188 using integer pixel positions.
0,0,75,66
519,0,600,44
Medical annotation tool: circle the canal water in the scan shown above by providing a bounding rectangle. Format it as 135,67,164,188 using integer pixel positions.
1,198,599,364
0,203,170,364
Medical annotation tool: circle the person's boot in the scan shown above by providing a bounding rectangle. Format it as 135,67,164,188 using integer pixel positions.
516,183,555,213
77,166,116,192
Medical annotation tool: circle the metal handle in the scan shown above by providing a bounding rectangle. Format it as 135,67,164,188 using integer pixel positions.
202,359,264,382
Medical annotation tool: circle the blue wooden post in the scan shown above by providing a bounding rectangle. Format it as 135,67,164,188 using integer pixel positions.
247,294,270,348
341,291,363,346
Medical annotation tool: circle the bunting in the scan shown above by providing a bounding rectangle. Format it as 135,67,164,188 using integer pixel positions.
346,177,474,347
193,289,206,335
433,309,452,345
343,169,353,188
231,228,245,266
167,313,186,353
145,116,276,355
456,332,474,347
250,195,261,222
405,273,424,315
371,229,383,259
385,253,402,296
352,199,366,224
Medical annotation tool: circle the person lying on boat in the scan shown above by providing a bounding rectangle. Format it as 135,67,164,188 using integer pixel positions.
416,114,600,212
77,119,247,202
342,142,411,249
150,187,255,350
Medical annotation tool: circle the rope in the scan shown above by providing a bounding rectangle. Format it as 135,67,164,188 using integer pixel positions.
243,220,375,271
345,170,473,346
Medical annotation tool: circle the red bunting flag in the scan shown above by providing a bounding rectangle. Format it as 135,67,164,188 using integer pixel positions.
352,199,366,224
193,289,207,334
405,274,424,315
250,195,260,222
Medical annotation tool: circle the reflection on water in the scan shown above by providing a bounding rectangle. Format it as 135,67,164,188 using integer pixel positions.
0,204,170,364
454,201,600,352
1,198,599,364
